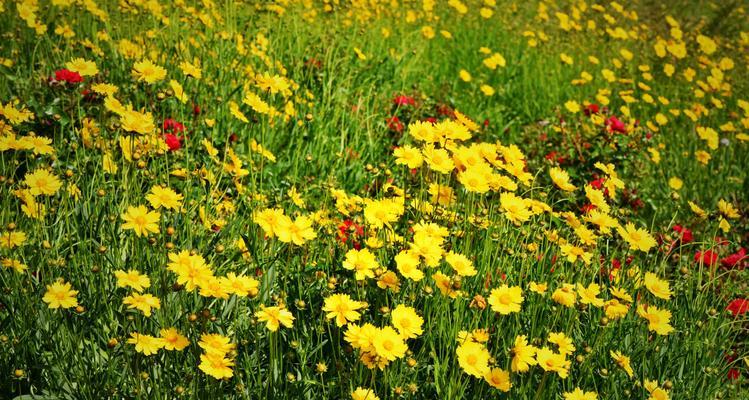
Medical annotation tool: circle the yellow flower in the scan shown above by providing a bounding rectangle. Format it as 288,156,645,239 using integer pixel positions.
255,305,295,332
459,69,472,82
577,283,604,307
114,269,151,292
198,333,236,356
718,199,740,219
24,169,62,196
65,58,98,76
160,328,189,351
276,215,317,245
511,335,538,372
488,285,523,314
395,250,424,281
390,304,424,339
564,100,581,113
121,205,161,237
535,347,570,378
42,280,79,309
199,353,235,379
146,185,183,210
179,60,202,79
637,305,674,335
119,107,155,134
552,284,577,308
222,273,259,297
644,272,672,300
445,251,476,277
529,282,547,295
132,59,167,84
550,167,577,191
342,248,379,280
322,294,367,327
0,231,26,249
618,223,657,252
668,177,683,190
610,350,634,378
127,332,164,356
694,150,711,165
484,367,511,392
422,145,455,174
351,387,379,400
123,293,161,317
548,332,575,356
372,326,408,361
563,388,598,400
500,192,532,224
393,145,423,169
456,340,490,377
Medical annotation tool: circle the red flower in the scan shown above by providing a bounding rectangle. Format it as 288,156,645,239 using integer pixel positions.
694,250,719,266
721,248,747,269
424,117,437,124
54,69,83,84
164,133,182,151
584,103,599,116
386,116,403,133
726,298,749,317
728,368,741,380
337,220,364,249
393,95,415,107
580,204,597,214
672,225,693,243
605,116,627,134
163,118,186,134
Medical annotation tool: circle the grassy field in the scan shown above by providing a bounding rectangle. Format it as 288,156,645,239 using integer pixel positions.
1,0,748,399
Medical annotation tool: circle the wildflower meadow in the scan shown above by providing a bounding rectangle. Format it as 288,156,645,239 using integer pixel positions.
1,0,748,399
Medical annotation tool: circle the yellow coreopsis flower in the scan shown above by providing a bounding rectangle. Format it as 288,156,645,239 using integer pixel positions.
65,58,98,76
24,169,62,196
128,332,164,356
123,293,161,317
610,350,634,378
322,293,367,327
146,186,183,210
488,285,524,314
618,223,657,252
644,272,672,300
255,305,295,332
42,280,79,309
132,59,167,84
390,304,424,339
121,205,161,237
114,269,151,292
456,340,490,377
160,328,189,351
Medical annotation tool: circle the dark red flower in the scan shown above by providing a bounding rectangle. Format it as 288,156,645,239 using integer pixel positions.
727,298,749,317
193,104,202,115
728,368,741,380
581,204,597,214
672,225,693,243
424,117,437,124
605,116,627,134
695,250,719,266
721,248,747,269
393,95,415,107
584,103,599,116
337,219,364,249
164,133,182,151
386,116,403,133
163,118,186,134
483,119,490,128
54,69,83,84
